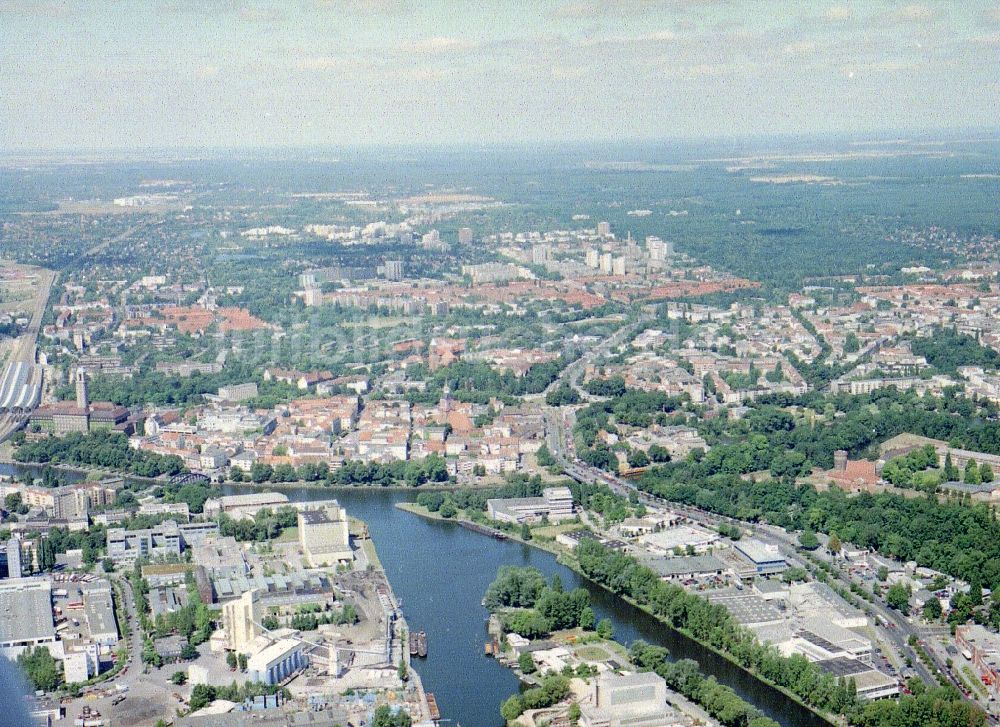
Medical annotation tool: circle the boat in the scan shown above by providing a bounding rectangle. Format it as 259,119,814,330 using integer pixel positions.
458,520,508,540
409,629,428,657
426,692,441,721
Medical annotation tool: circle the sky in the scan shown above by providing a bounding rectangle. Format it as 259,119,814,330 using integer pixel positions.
1,0,998,151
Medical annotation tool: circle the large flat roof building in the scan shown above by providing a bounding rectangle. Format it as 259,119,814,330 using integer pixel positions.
106,520,182,564
247,638,307,685
82,580,119,648
106,520,219,565
733,539,788,575
204,492,290,521
815,657,899,700
0,577,56,657
639,554,726,581
581,671,684,727
486,487,575,524
298,504,352,568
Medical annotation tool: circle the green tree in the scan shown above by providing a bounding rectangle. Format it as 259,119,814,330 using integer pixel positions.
170,671,187,685
923,597,942,621
627,448,650,468
189,684,215,712
17,646,62,691
647,444,671,463
250,462,273,483
579,606,596,631
596,618,613,640
372,704,412,727
886,583,911,613
520,522,532,541
970,580,984,607
798,530,819,550
397,659,408,682
4,492,24,513
518,651,537,674
500,694,525,722
827,532,841,555
944,451,959,481
981,463,994,483
535,443,557,467
180,642,199,660
965,458,982,484
484,566,547,611
438,499,457,519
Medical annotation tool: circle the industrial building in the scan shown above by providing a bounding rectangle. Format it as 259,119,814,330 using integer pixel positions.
706,589,786,627
789,582,868,629
223,589,263,654
28,370,130,433
212,571,332,608
247,638,307,685
637,524,719,555
82,581,119,648
217,382,259,402
486,486,575,524
815,657,899,700
0,577,57,657
640,554,726,582
203,492,290,521
580,671,684,727
779,617,873,664
733,539,788,576
62,650,94,684
298,503,352,567
107,521,180,564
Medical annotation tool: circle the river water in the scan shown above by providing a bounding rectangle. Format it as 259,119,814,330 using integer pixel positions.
234,486,828,727
0,465,826,727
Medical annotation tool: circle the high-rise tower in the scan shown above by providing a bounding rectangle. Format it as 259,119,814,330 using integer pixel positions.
76,368,89,410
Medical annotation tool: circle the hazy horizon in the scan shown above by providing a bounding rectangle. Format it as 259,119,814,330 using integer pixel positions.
2,0,999,152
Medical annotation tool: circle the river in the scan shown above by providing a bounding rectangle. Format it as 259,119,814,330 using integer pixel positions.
0,465,826,727
232,486,828,727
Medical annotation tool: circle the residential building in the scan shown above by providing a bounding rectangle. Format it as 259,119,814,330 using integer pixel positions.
218,382,259,402
6,538,23,579
106,521,182,564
